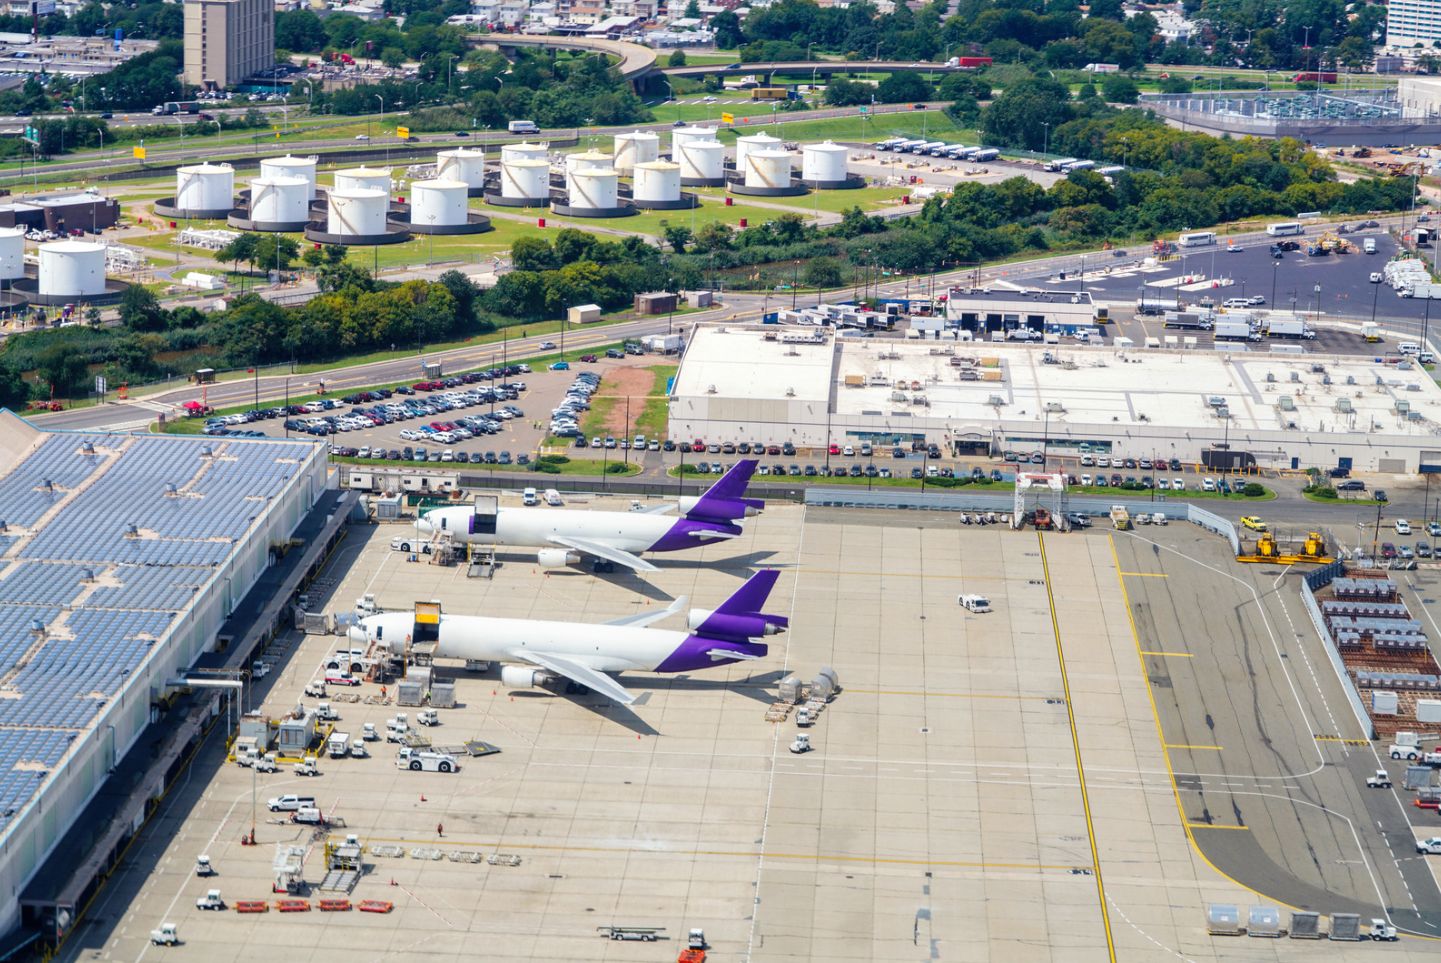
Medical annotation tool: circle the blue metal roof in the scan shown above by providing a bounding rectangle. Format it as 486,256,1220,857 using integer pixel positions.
0,433,314,831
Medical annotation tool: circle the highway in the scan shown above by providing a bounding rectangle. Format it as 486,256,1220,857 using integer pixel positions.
0,101,938,185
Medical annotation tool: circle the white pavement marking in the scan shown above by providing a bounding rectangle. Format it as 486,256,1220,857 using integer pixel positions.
744,504,805,963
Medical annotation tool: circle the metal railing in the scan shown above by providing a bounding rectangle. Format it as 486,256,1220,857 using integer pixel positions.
1300,560,1376,739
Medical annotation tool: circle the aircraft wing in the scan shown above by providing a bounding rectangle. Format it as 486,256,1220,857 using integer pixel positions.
545,535,658,572
605,595,688,628
514,650,637,705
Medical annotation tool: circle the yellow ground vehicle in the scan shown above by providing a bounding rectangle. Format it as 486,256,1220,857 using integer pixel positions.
1237,531,1333,564
1240,515,1267,531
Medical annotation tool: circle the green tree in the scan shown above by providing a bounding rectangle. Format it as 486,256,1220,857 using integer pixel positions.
667,49,687,68
252,235,300,274
215,233,260,275
118,285,165,332
803,257,843,289
510,236,557,271
875,72,931,104
663,225,693,253
982,76,1073,150
1100,74,1140,104
693,222,734,253
275,10,328,52
711,10,743,49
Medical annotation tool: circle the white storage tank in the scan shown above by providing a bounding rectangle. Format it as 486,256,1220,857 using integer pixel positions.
671,125,718,153
501,159,550,200
436,148,485,189
333,166,391,193
633,161,680,203
259,155,318,199
567,167,619,209
735,132,783,170
802,141,850,184
565,150,613,172
249,176,310,223
501,142,548,165
175,163,234,212
745,149,793,189
327,188,389,237
614,130,659,173
38,240,105,297
677,140,726,181
0,226,23,279
410,179,470,227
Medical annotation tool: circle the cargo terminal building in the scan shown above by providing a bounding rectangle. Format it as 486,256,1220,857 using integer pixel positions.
0,413,324,942
668,324,1441,473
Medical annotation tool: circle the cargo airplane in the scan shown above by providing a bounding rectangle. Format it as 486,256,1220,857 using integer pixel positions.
348,570,786,705
402,459,763,573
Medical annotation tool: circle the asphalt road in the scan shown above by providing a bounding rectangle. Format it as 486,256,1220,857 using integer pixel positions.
1116,532,1441,935
6,101,941,184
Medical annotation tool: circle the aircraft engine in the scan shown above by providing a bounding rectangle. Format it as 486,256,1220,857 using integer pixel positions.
536,549,581,568
500,665,553,689
687,608,785,637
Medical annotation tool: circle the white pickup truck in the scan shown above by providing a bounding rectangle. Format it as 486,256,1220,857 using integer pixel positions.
1417,837,1441,855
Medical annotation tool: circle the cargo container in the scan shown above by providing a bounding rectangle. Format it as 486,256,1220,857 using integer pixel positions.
1267,318,1315,339
947,56,992,69
1214,320,1256,341
1163,312,1212,330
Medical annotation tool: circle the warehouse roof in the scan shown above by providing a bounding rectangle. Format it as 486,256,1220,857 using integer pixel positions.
674,324,834,404
0,412,314,831
676,325,1441,437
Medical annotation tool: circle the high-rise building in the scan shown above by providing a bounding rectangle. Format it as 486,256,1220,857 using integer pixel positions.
1387,0,1441,48
183,0,274,89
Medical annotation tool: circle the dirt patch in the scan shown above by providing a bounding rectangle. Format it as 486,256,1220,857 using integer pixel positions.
593,365,661,438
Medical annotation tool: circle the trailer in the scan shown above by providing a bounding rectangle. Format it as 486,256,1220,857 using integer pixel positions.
1045,157,1079,172
1213,320,1256,341
874,137,907,151
970,148,999,162
1137,296,1180,315
1163,312,1212,330
1267,318,1315,339
1064,160,1096,172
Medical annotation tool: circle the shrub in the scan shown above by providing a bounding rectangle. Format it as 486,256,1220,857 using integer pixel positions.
1242,482,1266,497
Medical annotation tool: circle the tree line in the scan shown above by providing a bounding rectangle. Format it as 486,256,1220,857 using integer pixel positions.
0,263,488,405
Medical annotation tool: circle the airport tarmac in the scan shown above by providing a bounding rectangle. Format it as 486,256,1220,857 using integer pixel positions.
63,502,1441,961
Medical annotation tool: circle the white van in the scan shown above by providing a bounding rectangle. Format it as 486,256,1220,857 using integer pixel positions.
522,487,539,506
1399,342,1421,356
1364,237,1377,254
543,488,563,506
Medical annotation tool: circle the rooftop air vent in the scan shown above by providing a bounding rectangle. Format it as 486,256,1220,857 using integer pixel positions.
79,442,93,455
123,524,139,538
200,446,213,458
164,482,177,495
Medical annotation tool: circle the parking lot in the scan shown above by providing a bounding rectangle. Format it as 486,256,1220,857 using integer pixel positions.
1065,228,1439,335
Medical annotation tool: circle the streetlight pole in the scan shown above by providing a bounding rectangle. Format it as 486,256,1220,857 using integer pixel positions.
447,54,459,98
1372,278,1381,324
1272,259,1279,308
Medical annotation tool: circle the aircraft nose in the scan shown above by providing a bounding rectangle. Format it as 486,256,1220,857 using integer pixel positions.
416,515,433,536
348,622,369,646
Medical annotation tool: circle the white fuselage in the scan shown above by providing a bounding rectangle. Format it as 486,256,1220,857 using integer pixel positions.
421,505,677,553
357,611,686,672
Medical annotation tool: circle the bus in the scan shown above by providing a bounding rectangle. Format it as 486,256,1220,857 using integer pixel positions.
1178,231,1217,247
1266,222,1303,237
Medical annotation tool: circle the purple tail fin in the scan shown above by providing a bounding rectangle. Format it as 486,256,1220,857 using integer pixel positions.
686,459,764,522
695,569,789,640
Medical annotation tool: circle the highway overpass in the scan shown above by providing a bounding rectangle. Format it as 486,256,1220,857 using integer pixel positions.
662,60,952,81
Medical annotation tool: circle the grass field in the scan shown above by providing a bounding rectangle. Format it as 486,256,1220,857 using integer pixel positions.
634,364,677,438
